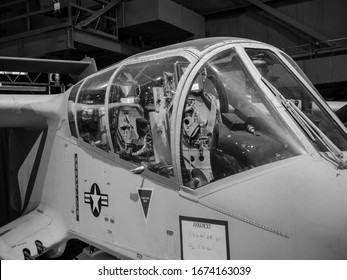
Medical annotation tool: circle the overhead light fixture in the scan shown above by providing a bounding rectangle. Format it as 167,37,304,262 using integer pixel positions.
0,71,28,75
53,0,61,13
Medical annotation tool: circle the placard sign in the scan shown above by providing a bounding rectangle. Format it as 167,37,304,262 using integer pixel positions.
179,216,230,260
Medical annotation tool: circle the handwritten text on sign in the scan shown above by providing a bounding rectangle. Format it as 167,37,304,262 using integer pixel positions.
181,218,229,260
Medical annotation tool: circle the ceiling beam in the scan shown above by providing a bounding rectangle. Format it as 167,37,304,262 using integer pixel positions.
0,0,25,9
197,0,277,16
93,0,112,4
77,0,123,28
242,0,333,46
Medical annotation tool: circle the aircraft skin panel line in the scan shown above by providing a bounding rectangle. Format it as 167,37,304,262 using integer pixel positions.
197,199,290,238
69,231,166,260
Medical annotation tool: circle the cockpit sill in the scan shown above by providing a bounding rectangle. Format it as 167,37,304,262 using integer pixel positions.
179,152,341,199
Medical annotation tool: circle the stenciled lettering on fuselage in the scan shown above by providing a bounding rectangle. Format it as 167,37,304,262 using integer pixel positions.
84,183,109,217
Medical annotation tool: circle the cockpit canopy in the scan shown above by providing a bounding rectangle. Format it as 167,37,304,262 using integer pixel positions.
68,39,347,188
68,55,189,179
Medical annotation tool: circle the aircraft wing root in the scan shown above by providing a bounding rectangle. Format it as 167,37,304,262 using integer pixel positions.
0,205,69,260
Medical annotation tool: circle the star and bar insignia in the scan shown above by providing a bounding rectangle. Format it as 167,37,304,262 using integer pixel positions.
84,183,108,217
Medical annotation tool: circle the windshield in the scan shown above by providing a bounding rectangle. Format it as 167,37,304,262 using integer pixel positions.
180,48,305,188
245,48,347,151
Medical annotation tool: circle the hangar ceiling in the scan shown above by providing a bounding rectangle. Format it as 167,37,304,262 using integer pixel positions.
0,0,347,100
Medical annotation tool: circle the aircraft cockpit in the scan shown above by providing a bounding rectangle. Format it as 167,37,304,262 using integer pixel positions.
180,48,306,188
68,41,347,190
68,56,190,179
